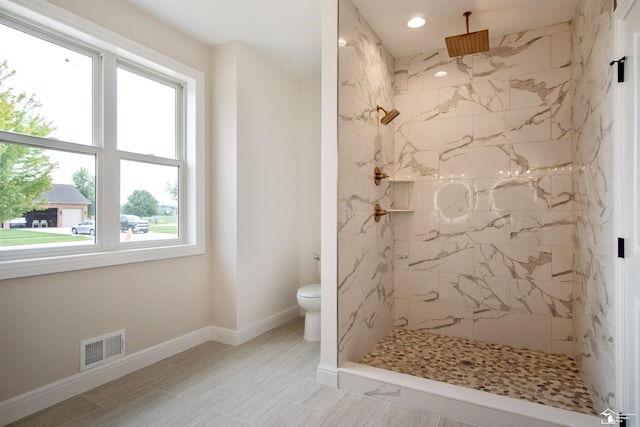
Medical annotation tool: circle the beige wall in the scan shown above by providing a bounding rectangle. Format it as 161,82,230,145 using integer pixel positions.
0,0,321,404
0,0,213,401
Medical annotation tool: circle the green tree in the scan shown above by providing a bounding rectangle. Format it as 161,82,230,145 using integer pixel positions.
72,167,95,218
165,180,178,203
0,60,57,222
122,189,158,218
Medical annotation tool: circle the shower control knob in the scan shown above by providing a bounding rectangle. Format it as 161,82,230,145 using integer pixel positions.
374,167,389,185
373,204,388,222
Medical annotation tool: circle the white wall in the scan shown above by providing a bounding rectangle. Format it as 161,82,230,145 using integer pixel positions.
236,42,301,329
299,78,321,285
211,41,309,333
211,43,240,330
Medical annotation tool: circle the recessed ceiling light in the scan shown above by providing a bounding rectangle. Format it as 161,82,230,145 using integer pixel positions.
435,71,448,77
407,16,425,29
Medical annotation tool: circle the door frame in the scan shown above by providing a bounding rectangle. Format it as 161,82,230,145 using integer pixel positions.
614,0,637,417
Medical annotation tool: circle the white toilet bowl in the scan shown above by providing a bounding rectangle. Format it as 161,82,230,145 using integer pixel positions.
297,252,321,341
297,284,321,341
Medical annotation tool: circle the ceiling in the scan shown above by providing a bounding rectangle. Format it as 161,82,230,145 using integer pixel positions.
126,0,579,80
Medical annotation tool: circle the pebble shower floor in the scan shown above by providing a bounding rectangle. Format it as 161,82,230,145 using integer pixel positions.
359,328,597,415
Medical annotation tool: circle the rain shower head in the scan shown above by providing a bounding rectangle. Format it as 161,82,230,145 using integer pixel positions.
445,11,489,58
376,105,400,125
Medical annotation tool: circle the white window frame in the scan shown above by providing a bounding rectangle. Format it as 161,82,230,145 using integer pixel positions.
0,0,205,280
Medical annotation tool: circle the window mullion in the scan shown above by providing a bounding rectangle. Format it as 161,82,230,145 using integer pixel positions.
101,53,119,250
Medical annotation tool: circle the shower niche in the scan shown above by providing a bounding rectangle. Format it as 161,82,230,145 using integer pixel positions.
373,167,415,215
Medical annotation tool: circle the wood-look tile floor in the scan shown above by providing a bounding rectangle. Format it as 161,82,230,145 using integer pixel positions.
8,318,477,427
360,328,597,415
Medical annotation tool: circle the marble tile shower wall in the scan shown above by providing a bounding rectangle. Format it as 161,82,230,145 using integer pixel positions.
571,0,615,413
337,0,395,365
391,22,575,355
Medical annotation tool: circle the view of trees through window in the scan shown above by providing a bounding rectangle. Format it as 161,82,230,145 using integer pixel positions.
0,18,181,250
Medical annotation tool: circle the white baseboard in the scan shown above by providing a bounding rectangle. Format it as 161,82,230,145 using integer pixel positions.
316,363,338,387
210,305,301,345
0,326,212,427
0,307,302,426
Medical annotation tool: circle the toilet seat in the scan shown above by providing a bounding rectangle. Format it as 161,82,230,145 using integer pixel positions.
297,283,321,298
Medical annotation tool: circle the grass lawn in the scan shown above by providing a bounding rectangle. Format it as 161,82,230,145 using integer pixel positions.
149,215,177,234
0,229,91,246
150,224,177,234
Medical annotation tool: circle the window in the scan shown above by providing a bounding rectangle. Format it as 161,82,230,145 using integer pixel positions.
0,2,204,279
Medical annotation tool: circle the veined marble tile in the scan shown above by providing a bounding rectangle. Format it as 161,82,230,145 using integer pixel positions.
439,273,510,311
551,314,574,355
509,211,574,246
408,52,473,92
510,68,571,109
409,115,473,152
551,175,574,211
408,241,474,274
393,210,439,242
394,297,409,327
552,246,574,283
552,317,574,342
395,148,439,180
407,300,474,339
473,35,551,81
551,31,572,69
440,145,510,179
475,244,552,281
394,62,408,95
551,102,572,141
511,139,572,178
394,240,409,270
409,180,473,217
439,211,510,244
473,311,552,352
492,22,572,47
433,180,474,217
438,79,510,118
474,177,552,211
511,279,573,319
394,90,440,127
473,107,551,146
395,270,439,301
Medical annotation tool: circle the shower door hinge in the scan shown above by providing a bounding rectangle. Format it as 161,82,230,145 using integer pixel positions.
618,237,625,258
610,56,626,83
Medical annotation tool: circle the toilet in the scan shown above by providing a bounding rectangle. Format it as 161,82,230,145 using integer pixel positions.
297,252,321,341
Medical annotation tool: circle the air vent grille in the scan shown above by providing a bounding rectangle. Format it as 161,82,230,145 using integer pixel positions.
80,329,125,371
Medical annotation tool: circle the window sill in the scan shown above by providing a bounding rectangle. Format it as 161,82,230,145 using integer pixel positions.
0,242,205,280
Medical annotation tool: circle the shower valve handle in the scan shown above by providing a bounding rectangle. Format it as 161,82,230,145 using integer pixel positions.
373,204,388,222
374,167,388,185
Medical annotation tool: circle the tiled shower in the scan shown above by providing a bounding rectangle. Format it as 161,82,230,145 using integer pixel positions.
337,0,615,415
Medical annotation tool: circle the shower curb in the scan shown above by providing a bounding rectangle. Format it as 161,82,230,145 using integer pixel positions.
338,362,601,427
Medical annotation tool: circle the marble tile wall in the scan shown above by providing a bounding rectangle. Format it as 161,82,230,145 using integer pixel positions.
571,0,615,413
392,22,576,356
337,0,395,365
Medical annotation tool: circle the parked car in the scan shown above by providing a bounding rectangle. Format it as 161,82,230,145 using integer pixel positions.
71,220,95,236
9,218,27,228
120,215,150,233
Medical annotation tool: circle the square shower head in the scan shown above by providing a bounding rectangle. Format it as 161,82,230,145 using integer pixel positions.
445,29,489,57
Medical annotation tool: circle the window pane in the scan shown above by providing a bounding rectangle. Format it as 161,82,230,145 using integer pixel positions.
0,144,96,249
117,68,177,159
120,160,178,242
0,21,93,145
